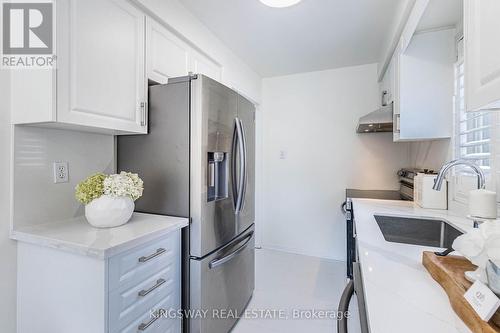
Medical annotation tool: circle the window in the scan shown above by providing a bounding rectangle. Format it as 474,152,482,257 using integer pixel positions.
454,61,492,172
452,39,498,207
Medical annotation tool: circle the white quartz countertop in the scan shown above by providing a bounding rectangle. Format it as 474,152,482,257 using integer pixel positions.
10,212,189,259
352,198,475,333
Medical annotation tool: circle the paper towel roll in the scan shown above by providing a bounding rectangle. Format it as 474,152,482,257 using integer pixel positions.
469,189,498,219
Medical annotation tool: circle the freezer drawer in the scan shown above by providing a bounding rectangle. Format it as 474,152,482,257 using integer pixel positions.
190,225,255,333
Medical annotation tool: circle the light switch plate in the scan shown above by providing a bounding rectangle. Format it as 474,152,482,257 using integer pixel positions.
53,161,69,183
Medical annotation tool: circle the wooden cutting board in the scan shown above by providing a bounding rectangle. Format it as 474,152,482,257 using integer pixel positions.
422,251,500,333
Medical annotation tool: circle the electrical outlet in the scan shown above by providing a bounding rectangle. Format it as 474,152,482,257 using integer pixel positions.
53,162,69,183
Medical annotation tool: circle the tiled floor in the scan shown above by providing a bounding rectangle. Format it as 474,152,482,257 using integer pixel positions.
231,248,361,333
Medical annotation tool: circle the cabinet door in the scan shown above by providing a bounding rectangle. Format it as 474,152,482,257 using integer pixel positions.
146,19,189,84
57,0,147,134
465,0,500,111
398,29,455,141
189,52,222,82
393,40,403,141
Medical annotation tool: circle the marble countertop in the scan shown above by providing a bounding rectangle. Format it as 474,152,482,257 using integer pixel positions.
352,198,475,333
10,213,189,259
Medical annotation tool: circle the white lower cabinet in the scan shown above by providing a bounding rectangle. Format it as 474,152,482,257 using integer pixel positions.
17,231,181,333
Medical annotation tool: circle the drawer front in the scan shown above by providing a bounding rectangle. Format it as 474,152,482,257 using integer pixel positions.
109,264,179,332
116,296,181,333
109,232,180,291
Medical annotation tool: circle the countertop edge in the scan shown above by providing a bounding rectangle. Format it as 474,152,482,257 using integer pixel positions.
10,213,189,259
351,198,473,333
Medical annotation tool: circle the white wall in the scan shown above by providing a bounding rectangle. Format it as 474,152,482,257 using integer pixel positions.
0,71,16,332
261,64,411,260
135,0,262,103
12,127,115,230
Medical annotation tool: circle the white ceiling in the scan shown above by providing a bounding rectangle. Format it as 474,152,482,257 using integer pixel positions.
180,0,406,77
417,0,463,32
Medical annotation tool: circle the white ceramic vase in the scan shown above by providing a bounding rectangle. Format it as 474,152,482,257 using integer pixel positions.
85,195,134,228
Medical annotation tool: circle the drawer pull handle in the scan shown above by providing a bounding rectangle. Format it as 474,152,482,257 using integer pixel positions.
139,248,166,263
138,309,164,331
138,278,166,297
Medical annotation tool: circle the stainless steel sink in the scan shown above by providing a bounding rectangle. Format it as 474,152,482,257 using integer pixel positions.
374,215,463,248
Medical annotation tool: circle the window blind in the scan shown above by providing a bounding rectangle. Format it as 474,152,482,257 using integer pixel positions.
455,61,491,171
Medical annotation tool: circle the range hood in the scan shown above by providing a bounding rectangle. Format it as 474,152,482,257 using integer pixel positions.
356,102,393,133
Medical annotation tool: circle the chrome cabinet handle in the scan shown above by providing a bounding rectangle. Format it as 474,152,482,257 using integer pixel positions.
209,232,253,269
138,309,164,331
138,248,166,263
140,102,147,126
138,278,166,297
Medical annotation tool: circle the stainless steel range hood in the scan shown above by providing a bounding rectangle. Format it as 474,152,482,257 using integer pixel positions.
356,102,393,133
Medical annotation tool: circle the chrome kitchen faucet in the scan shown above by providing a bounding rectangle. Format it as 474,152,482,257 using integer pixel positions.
432,159,486,191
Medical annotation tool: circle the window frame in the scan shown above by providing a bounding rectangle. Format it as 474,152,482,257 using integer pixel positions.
452,59,498,204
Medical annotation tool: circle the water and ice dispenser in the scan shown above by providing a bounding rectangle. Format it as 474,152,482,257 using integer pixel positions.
207,152,228,202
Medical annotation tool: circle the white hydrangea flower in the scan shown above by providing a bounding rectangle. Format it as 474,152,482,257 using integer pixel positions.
103,171,144,201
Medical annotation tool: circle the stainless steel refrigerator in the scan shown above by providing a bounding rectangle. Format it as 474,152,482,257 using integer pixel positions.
117,74,255,333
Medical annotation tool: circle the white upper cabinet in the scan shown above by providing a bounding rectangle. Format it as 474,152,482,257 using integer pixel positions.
58,0,147,134
397,28,455,141
11,0,148,134
189,51,222,82
390,0,461,142
145,17,222,84
146,18,190,84
465,0,500,111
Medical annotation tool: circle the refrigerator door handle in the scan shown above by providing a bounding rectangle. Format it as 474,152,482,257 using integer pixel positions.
239,118,248,211
209,231,254,269
231,120,239,210
235,117,246,214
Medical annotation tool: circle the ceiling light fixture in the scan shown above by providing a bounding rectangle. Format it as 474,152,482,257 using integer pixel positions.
259,0,302,8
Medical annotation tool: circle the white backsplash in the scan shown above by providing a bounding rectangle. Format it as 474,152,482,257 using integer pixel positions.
408,139,452,171
13,126,114,229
